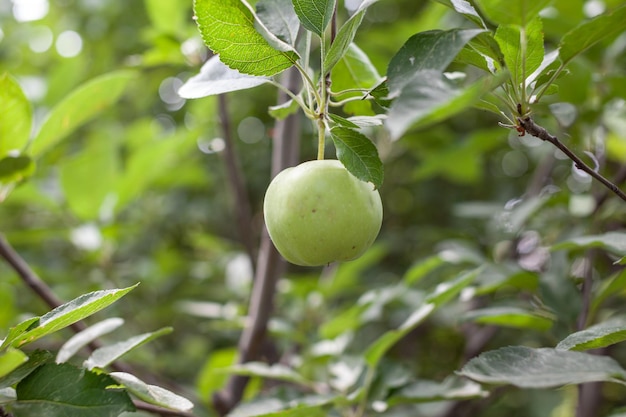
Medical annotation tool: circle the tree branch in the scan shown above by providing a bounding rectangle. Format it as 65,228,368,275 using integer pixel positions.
517,117,626,203
212,66,302,416
217,94,257,265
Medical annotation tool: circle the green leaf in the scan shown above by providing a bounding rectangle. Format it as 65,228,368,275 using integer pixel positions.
0,349,28,379
329,43,382,115
227,362,312,387
459,346,626,388
84,327,172,370
559,5,626,66
12,363,134,417
495,17,544,87
56,318,125,364
109,372,193,412
194,0,298,76
365,267,479,367
0,350,53,390
268,99,300,120
291,0,335,36
178,55,271,99
385,70,504,140
0,73,32,158
0,156,35,184
11,285,138,348
474,0,552,26
257,0,300,46
30,70,137,157
557,317,626,351
59,134,120,220
0,318,39,350
387,376,487,406
402,255,446,285
329,126,383,189
323,0,379,75
463,307,553,331
386,29,485,95
0,387,16,403
551,232,626,256
432,0,486,28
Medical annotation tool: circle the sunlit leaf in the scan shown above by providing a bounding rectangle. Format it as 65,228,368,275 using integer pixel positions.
329,126,383,189
194,0,298,76
30,71,137,157
495,17,544,87
110,372,193,412
13,363,134,417
459,346,626,388
474,0,552,26
0,349,28,379
0,73,31,158
10,285,138,348
292,0,336,36
432,0,486,28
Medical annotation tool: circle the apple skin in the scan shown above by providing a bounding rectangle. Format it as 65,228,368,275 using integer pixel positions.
263,159,383,266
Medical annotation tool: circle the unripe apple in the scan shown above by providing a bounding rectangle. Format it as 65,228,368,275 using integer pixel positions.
263,159,383,266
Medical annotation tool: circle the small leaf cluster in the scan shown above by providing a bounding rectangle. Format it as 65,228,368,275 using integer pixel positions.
0,285,193,416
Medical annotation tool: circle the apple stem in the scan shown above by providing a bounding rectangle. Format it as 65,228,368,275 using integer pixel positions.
317,119,325,160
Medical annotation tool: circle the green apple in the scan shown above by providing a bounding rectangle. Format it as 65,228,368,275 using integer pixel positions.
263,159,383,266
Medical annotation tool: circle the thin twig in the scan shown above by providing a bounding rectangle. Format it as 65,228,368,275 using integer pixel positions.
517,117,626,203
217,94,257,266
212,66,302,416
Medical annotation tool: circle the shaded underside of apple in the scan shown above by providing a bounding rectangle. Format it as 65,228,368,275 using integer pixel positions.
263,159,383,266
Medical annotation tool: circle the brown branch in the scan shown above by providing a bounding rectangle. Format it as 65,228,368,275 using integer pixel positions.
217,94,257,265
517,117,626,203
212,66,302,416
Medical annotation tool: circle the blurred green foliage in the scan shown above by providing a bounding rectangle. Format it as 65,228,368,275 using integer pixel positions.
1,0,626,416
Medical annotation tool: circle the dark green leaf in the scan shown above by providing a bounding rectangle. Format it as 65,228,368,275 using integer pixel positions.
0,156,35,183
11,285,138,348
85,327,172,370
369,80,392,108
474,0,552,26
12,363,134,417
387,29,485,95
257,0,300,46
559,5,626,65
387,376,487,405
459,346,626,388
327,113,359,129
0,350,28,379
329,127,383,189
323,0,379,74
291,0,336,36
385,70,504,139
109,372,194,412
179,55,271,99
30,70,137,157
0,350,52,390
56,318,125,364
0,73,32,158
557,317,626,351
463,307,553,331
194,0,298,76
